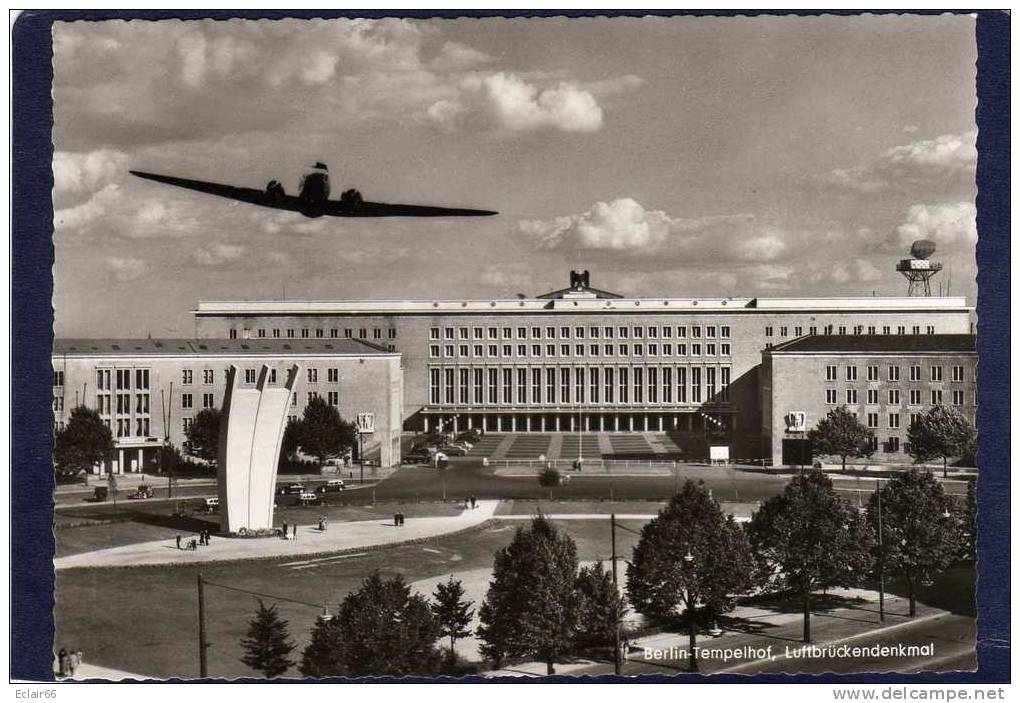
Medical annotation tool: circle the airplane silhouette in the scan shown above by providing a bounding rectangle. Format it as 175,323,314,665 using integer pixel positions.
129,162,498,218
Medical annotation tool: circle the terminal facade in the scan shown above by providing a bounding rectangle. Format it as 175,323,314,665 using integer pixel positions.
191,272,974,461
761,334,978,467
52,338,402,474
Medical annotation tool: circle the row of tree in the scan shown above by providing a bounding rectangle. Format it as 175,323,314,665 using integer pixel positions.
808,404,976,474
239,469,971,678
53,397,358,478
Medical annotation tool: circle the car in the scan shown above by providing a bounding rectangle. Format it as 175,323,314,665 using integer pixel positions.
128,486,154,500
299,492,319,504
450,440,473,451
277,483,305,495
402,451,431,464
316,479,345,494
204,497,220,512
439,444,467,456
456,430,481,444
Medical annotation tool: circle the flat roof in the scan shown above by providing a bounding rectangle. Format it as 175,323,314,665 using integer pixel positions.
53,338,396,357
194,296,971,316
767,334,976,354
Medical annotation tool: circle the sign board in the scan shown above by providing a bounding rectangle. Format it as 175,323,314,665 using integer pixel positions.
356,412,375,434
784,411,807,433
709,445,729,464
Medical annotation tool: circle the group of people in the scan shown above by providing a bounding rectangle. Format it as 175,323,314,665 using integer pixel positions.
462,495,478,510
55,647,83,678
317,516,328,532
175,530,213,551
280,522,299,539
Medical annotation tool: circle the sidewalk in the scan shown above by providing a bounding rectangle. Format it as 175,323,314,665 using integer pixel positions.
54,500,498,569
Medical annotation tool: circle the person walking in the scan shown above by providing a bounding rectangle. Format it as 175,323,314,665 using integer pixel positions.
470,495,477,509
57,648,68,678
205,530,212,546
175,534,181,550
282,521,288,539
292,524,298,539
67,650,80,677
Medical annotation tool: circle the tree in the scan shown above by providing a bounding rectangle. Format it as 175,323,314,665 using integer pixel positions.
303,571,441,677
867,469,962,617
54,406,114,479
807,405,875,471
748,470,874,642
240,600,296,678
431,576,475,663
478,515,579,674
293,396,357,465
299,614,345,677
538,466,561,500
907,405,976,477
627,480,755,669
574,561,626,653
185,407,221,461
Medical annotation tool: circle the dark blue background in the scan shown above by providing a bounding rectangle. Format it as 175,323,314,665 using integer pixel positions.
11,9,1010,684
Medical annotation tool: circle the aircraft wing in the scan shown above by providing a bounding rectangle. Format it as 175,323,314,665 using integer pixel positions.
322,199,498,218
129,171,305,213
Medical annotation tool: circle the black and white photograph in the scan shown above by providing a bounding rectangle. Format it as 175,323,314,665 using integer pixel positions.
28,11,1000,684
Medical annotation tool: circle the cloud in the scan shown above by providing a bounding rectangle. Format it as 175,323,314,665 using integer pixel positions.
890,202,977,252
827,131,976,192
479,263,535,293
517,198,781,264
191,243,248,266
429,41,494,72
105,256,149,282
428,72,607,133
52,149,130,198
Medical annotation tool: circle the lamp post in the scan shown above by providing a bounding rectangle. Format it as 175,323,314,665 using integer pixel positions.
682,548,699,672
876,483,885,623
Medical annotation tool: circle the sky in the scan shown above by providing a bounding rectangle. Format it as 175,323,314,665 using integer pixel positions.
52,15,978,338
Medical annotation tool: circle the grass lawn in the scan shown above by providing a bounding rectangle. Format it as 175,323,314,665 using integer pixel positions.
497,499,668,516
54,501,465,557
54,517,645,680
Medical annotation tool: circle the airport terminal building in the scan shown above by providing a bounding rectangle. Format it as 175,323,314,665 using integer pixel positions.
190,272,974,461
52,338,403,474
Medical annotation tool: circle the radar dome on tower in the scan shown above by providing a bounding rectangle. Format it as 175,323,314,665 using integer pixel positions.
910,239,937,260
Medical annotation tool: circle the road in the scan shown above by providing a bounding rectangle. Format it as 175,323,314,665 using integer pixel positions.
54,458,968,520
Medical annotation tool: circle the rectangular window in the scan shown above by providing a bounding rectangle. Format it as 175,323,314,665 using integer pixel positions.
647,367,658,403
662,326,672,339
867,389,879,404
561,327,571,339
460,369,470,404
867,412,879,428
826,365,837,381
765,326,773,337
633,367,643,403
429,345,440,358
269,369,277,384
678,343,687,356
546,327,556,339
504,369,514,404
619,367,629,403
444,369,455,404
779,326,788,337
931,366,943,382
533,327,542,339
846,366,857,381
590,344,599,356
953,390,964,406
888,366,900,382
721,366,731,402
344,329,352,338
445,327,455,340
887,436,900,453
691,326,701,339
663,343,673,356
633,344,643,357
475,369,484,404
547,344,556,357
490,345,499,357
518,368,528,404
574,367,585,404
648,326,658,339
182,393,193,409
662,367,673,403
518,327,528,339
889,413,900,429
619,327,629,339
909,389,922,405
794,326,803,337
705,343,715,356
503,344,512,357
459,328,470,340
677,326,686,339
846,389,858,404
604,367,614,403
931,389,943,405
546,368,556,404
203,369,214,384
489,369,499,404
691,343,701,356
952,365,965,382
867,365,879,382
888,389,900,404
706,367,716,400
909,365,922,382
633,327,644,339
532,368,542,404
473,327,484,340
721,326,730,339
560,368,571,404
488,327,498,340
307,391,318,404
307,368,318,383
202,393,214,409
328,391,339,406
677,367,687,403
691,367,701,403
245,368,257,384
182,369,193,385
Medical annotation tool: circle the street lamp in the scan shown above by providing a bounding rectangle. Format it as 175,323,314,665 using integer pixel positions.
681,548,698,672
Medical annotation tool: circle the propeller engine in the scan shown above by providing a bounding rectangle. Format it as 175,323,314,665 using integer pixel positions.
266,180,286,202
340,188,363,206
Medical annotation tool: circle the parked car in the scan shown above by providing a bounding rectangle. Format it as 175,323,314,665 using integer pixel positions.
277,483,305,495
316,479,345,494
449,440,473,451
402,450,431,464
456,430,481,444
299,492,319,504
204,497,220,512
439,444,468,456
128,485,154,500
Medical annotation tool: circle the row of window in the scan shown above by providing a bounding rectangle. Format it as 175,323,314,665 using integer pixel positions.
825,388,973,406
428,365,732,406
766,325,937,337
825,364,970,383
180,367,339,385
430,325,732,342
93,369,150,391
429,342,731,360
230,327,397,341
